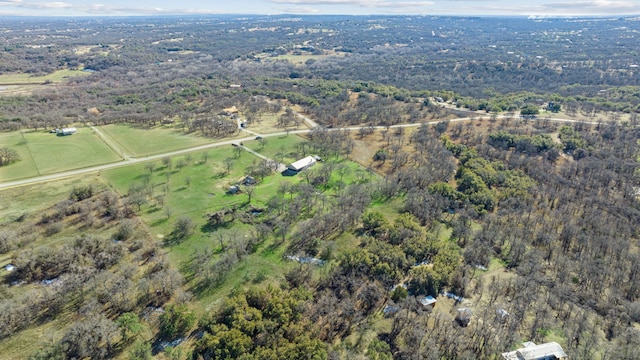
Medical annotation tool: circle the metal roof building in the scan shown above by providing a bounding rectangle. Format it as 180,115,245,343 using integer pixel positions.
502,341,568,360
288,156,317,172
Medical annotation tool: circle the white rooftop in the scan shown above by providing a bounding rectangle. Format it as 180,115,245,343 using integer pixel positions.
420,295,437,306
289,156,317,171
502,342,567,360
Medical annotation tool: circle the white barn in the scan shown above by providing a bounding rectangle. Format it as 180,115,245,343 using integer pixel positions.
502,342,567,360
288,156,317,172
57,127,77,136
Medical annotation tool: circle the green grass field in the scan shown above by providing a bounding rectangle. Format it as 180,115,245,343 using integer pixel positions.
0,131,39,182
97,124,213,157
22,128,121,175
268,52,346,65
245,134,307,164
0,69,91,85
102,136,308,239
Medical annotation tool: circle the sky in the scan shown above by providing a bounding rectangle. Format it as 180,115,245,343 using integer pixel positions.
0,0,639,17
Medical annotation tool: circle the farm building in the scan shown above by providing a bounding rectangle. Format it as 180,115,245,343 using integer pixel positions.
455,308,472,327
501,341,567,360
56,127,77,136
288,156,317,172
419,295,437,309
243,176,257,185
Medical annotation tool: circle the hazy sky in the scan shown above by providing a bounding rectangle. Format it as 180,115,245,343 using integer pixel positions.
0,0,638,16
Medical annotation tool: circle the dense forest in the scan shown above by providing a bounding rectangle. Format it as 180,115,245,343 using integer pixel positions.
0,15,639,360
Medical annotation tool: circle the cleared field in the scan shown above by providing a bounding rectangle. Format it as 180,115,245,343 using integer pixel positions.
22,128,121,175
0,85,39,96
97,124,212,157
0,69,90,85
0,131,39,181
244,134,307,164
267,52,346,65
244,112,285,134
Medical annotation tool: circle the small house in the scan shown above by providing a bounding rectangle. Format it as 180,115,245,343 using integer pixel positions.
4,264,15,272
228,185,240,194
243,176,257,185
57,127,77,136
419,295,437,310
288,156,317,172
496,308,509,323
455,308,472,327
501,341,567,360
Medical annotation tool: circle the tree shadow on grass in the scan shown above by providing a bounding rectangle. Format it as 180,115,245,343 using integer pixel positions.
151,218,169,227
200,219,233,233
146,207,161,214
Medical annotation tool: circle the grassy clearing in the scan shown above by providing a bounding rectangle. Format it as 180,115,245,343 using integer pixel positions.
244,112,283,135
0,69,90,85
244,134,307,163
195,236,297,312
22,128,121,175
0,85,39,96
269,53,345,65
97,124,212,157
0,316,68,360
0,131,39,181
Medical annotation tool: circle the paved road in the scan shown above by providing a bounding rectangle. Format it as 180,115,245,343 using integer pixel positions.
0,115,621,191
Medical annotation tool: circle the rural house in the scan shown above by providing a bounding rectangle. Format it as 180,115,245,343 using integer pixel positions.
419,295,437,309
501,341,567,360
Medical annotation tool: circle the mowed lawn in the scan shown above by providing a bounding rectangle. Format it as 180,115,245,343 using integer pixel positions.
23,128,121,175
0,131,39,181
245,134,307,164
98,124,212,157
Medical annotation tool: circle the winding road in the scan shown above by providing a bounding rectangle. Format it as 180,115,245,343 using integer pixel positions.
0,114,616,191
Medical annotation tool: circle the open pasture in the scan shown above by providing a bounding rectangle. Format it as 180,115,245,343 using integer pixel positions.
97,123,213,157
22,128,121,175
0,131,39,181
